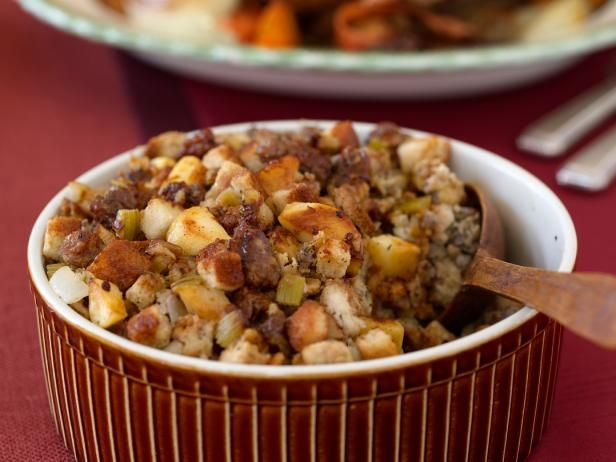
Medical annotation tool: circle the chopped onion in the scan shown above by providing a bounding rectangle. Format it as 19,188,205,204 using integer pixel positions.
49,266,89,304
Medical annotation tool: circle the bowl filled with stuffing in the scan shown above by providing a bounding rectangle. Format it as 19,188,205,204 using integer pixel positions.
19,0,616,97
28,120,576,461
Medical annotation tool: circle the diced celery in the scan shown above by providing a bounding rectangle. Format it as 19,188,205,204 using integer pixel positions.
397,195,432,214
275,274,306,306
46,262,67,279
113,209,140,240
216,310,245,348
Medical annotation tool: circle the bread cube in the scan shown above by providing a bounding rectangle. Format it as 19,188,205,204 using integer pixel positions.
126,304,171,348
300,340,353,364
126,272,166,309
356,328,398,360
43,216,82,261
316,238,351,279
144,131,186,158
196,240,244,291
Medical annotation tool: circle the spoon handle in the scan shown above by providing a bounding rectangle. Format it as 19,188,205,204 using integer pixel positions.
467,255,616,349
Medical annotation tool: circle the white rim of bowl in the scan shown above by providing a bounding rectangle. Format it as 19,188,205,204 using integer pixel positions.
18,0,616,73
27,120,578,379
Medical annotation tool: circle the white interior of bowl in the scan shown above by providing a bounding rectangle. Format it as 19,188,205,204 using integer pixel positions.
27,121,577,379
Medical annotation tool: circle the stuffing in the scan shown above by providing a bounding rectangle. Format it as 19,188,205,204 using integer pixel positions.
169,314,215,358
219,329,271,364
140,198,183,240
356,328,399,360
43,216,82,261
144,131,186,159
87,240,152,291
196,239,244,291
316,239,351,279
300,340,353,364
126,304,172,348
320,280,367,337
46,121,494,364
126,272,166,309
286,300,331,351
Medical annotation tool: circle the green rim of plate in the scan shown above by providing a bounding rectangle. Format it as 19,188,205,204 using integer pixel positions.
19,0,616,73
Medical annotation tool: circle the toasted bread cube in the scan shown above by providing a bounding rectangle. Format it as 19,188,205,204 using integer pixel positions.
270,227,301,261
150,156,176,171
318,120,360,153
397,135,450,174
316,238,351,279
257,155,300,195
286,300,331,351
165,155,206,186
172,281,229,321
43,216,82,261
423,321,455,347
238,142,264,172
145,131,186,158
202,145,237,182
360,317,405,352
356,328,399,360
220,329,271,364
320,280,366,337
278,202,362,253
126,304,171,348
87,240,151,291
196,240,244,291
170,314,214,358
126,272,166,309
367,234,420,280
300,340,353,364
166,206,230,256
207,161,253,199
88,278,127,328
140,198,183,240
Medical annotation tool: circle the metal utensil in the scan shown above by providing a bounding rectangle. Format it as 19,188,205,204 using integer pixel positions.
556,124,616,191
517,78,616,157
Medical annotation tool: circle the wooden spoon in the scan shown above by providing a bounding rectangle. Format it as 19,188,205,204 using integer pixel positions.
439,184,616,349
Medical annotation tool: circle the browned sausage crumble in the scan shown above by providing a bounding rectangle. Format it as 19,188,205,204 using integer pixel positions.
44,122,517,365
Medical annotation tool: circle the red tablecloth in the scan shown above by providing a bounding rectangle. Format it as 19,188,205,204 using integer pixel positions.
3,2,616,460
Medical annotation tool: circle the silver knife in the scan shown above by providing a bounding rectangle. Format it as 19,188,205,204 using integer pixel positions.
556,125,616,192
517,78,616,157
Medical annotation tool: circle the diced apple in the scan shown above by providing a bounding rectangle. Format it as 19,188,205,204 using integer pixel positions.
257,155,300,195
165,155,206,186
367,234,420,279
278,202,361,252
172,281,229,321
140,198,183,240
166,206,230,256
88,278,127,328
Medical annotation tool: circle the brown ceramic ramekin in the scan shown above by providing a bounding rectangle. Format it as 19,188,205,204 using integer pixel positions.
27,121,577,462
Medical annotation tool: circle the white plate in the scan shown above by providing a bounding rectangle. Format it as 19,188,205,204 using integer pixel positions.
19,0,616,99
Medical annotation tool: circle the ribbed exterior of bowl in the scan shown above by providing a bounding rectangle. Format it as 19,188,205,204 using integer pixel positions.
33,286,562,462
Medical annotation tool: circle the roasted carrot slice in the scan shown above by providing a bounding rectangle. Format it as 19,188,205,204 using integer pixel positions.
254,0,301,49
225,7,261,43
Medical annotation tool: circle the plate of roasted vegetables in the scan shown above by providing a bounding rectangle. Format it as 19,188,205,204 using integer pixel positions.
19,0,616,97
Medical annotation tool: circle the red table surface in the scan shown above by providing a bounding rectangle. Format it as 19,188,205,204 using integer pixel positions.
3,2,616,460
